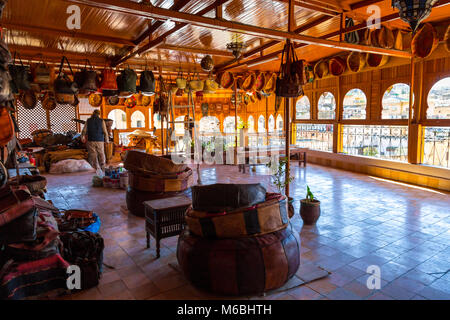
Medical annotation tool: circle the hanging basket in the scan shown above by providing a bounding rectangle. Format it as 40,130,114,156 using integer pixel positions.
347,52,366,73
412,23,439,59
314,60,329,79
378,26,395,49
216,71,234,89
254,72,266,92
329,57,346,76
242,73,256,92
393,29,412,51
366,53,389,68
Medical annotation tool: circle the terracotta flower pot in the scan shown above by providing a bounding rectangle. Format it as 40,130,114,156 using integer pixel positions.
300,199,320,225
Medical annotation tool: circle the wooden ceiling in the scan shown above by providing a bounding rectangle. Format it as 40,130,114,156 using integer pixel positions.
1,0,449,73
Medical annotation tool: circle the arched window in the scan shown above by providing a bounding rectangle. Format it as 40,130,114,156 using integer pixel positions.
343,89,367,120
276,114,283,131
248,115,255,133
258,115,265,133
382,83,413,119
318,92,336,119
199,116,220,133
107,109,127,129
427,77,450,119
153,113,169,129
223,116,242,133
268,115,275,132
130,110,145,128
296,96,310,119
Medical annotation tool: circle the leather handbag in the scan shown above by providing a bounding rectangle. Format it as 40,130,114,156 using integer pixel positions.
275,41,303,98
117,67,137,96
0,67,12,105
60,231,105,290
8,52,31,94
138,70,155,95
176,70,187,90
74,59,98,94
33,58,51,87
99,67,118,95
54,56,78,99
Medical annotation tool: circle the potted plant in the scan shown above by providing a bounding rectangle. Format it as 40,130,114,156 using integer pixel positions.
300,186,320,225
267,157,295,218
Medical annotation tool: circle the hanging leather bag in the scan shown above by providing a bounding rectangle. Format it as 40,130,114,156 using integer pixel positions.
33,58,51,87
117,67,137,96
54,56,79,95
138,70,155,95
74,59,98,94
275,41,303,98
8,52,31,94
99,67,118,96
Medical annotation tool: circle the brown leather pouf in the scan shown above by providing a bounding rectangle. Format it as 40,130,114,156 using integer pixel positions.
126,187,190,217
177,226,300,296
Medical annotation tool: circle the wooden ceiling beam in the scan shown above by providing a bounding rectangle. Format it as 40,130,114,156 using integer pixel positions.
8,44,206,73
0,21,135,46
216,0,450,71
68,0,410,59
350,0,384,11
243,15,334,58
111,0,230,67
158,44,233,57
133,0,192,45
275,0,340,16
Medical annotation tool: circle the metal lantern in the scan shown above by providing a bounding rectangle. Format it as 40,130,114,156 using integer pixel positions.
200,55,214,72
392,0,439,32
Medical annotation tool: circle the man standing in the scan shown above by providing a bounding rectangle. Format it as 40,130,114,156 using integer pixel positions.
81,109,109,171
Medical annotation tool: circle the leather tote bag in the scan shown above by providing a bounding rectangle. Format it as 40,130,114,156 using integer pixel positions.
117,67,137,96
275,41,303,98
74,59,98,94
54,56,79,95
8,52,30,94
138,70,155,95
99,67,118,96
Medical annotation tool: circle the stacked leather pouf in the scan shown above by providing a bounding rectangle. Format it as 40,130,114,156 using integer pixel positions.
177,183,300,296
124,151,194,217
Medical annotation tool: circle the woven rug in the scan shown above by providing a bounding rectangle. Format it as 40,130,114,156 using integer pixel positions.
168,262,330,297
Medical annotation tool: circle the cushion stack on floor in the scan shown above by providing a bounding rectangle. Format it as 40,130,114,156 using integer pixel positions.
124,151,194,217
177,183,300,296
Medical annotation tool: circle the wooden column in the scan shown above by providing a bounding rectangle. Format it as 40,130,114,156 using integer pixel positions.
407,57,421,164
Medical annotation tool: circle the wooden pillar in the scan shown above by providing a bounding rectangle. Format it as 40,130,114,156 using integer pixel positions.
407,57,421,164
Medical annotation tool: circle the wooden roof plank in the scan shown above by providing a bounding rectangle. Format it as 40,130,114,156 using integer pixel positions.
69,0,411,59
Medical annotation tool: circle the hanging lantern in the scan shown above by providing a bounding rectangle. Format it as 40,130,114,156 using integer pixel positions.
391,0,439,33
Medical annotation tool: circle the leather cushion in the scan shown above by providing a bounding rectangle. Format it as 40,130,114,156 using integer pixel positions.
191,183,266,213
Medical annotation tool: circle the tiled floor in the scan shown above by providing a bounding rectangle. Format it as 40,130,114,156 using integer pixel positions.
46,163,450,300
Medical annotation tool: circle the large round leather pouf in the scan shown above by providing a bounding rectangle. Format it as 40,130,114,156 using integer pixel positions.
126,187,191,217
177,226,300,296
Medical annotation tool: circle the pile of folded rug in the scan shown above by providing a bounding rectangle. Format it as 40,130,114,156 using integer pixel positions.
0,184,104,299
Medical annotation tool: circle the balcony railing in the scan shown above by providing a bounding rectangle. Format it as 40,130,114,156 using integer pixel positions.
342,125,408,162
295,124,333,152
423,127,450,169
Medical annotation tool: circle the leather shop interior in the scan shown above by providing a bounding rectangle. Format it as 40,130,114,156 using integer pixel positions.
0,0,450,301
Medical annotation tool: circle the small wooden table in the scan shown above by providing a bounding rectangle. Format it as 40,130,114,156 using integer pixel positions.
143,195,192,258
